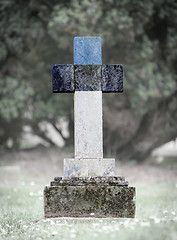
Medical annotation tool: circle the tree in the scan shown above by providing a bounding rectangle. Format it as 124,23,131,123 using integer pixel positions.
0,0,176,161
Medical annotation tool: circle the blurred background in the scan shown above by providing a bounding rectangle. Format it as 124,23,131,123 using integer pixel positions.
0,0,177,165
1,2,177,237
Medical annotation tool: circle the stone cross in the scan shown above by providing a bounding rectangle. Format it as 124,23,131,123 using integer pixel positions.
53,37,123,178
44,37,135,219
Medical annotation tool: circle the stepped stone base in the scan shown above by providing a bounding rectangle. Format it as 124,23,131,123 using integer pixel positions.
44,177,136,218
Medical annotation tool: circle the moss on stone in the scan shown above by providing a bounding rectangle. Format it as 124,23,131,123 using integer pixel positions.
44,180,136,218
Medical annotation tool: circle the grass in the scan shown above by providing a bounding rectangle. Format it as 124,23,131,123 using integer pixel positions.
0,178,177,240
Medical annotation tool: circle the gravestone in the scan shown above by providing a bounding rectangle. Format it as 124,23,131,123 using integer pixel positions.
44,37,136,218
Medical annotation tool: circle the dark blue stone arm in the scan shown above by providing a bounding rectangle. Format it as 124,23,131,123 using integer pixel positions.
53,64,123,92
53,64,74,93
102,64,123,92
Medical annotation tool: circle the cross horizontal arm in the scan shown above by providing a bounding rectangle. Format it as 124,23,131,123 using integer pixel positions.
53,64,75,92
53,64,123,92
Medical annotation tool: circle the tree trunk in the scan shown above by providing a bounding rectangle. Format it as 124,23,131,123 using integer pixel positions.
104,90,177,161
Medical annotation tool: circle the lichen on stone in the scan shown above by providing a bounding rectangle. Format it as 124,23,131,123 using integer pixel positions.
44,177,136,218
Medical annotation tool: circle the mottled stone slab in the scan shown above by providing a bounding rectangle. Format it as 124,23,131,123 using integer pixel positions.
53,64,74,92
64,158,115,178
44,184,136,218
74,37,102,65
51,176,128,186
102,64,123,92
74,65,102,91
74,91,103,159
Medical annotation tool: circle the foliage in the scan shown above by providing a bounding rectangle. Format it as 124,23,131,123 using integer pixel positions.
0,0,176,158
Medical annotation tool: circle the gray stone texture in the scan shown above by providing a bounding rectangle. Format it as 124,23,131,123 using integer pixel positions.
64,158,115,178
102,64,123,92
44,179,136,218
74,65,102,91
74,91,103,159
53,64,74,92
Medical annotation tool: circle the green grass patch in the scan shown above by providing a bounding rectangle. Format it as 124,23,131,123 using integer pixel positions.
0,181,177,240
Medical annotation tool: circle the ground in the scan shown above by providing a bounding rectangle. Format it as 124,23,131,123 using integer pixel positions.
0,147,177,240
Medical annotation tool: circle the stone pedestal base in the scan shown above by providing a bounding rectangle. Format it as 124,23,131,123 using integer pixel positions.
64,158,115,178
44,177,136,218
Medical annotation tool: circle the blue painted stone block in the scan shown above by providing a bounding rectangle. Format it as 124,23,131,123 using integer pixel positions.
74,37,102,65
53,64,74,92
75,65,102,91
102,64,123,92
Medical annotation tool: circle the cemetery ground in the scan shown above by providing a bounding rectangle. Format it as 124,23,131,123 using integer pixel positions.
0,147,177,240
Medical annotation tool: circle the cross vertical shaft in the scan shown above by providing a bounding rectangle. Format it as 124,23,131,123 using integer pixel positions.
63,37,115,178
74,37,103,159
